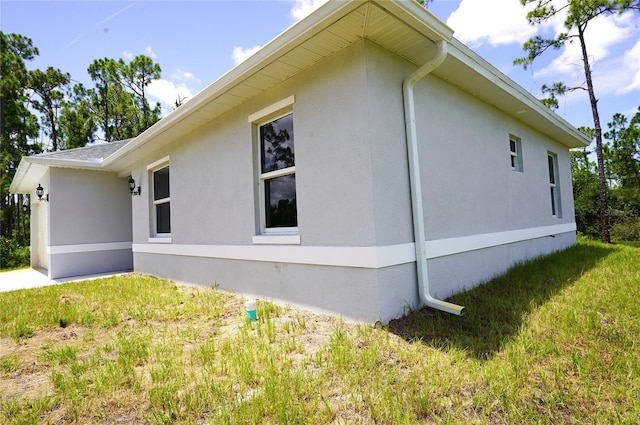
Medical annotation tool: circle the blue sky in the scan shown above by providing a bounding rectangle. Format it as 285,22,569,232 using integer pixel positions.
1,0,639,140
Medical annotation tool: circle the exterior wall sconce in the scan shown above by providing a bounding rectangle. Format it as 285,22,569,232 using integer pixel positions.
128,176,141,196
36,184,49,202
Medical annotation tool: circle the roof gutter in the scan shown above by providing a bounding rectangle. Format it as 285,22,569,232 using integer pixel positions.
402,39,465,316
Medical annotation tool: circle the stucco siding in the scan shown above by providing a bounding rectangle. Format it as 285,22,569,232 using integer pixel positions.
130,40,377,248
134,252,382,323
30,171,50,270
45,168,132,279
413,74,577,240
425,230,576,300
364,41,415,247
49,168,132,246
125,39,580,324
49,249,133,280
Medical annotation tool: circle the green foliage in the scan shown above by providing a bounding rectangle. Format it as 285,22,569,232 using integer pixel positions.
605,107,640,190
515,0,640,243
0,236,29,270
573,109,640,240
1,31,163,247
85,56,162,142
28,66,70,151
1,32,42,240
610,217,640,241
571,153,601,238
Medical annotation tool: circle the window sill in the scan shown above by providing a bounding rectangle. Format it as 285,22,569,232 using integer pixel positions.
252,234,300,245
148,236,172,244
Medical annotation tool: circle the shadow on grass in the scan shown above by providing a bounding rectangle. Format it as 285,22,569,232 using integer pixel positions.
387,241,617,360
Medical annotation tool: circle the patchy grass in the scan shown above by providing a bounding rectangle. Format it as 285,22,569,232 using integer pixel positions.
1,240,639,424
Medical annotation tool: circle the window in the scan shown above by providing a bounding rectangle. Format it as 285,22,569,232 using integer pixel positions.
510,136,523,172
548,153,561,218
259,113,297,232
148,157,171,238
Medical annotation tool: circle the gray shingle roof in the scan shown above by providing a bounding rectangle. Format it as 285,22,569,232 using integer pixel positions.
33,139,133,162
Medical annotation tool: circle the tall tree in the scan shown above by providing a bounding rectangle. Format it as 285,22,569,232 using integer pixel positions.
28,67,70,151
604,107,640,189
0,32,41,239
514,0,640,243
87,58,137,142
86,56,161,142
58,83,96,150
119,55,161,132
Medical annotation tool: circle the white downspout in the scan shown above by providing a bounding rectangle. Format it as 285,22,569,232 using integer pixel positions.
402,40,465,316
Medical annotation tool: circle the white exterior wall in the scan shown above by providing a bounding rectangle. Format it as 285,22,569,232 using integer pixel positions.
47,168,133,279
129,40,579,323
415,75,576,239
30,170,50,271
130,41,397,322
364,42,578,308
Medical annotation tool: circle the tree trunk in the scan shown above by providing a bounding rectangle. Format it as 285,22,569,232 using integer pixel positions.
578,26,610,243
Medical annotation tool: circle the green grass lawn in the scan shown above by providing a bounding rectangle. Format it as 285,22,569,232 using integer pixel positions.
1,239,639,424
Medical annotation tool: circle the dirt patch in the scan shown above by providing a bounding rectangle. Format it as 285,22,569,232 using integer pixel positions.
0,281,353,424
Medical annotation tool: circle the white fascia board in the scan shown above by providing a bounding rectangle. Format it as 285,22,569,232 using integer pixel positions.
9,158,33,194
446,39,590,149
26,156,104,169
10,155,107,194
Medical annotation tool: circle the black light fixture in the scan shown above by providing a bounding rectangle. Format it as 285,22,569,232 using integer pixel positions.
36,184,49,202
128,176,141,196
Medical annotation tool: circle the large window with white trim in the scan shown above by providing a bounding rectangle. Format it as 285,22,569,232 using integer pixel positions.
547,152,561,218
259,113,297,231
148,157,171,238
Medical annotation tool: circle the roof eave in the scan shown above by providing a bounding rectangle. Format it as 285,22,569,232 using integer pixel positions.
9,156,104,194
104,0,455,172
442,39,590,148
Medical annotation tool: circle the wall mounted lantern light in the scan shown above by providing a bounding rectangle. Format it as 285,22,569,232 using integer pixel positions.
36,184,49,202
128,176,141,196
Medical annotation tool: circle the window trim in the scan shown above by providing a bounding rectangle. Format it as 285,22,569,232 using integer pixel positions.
249,96,299,241
147,156,172,241
547,152,562,218
510,135,523,172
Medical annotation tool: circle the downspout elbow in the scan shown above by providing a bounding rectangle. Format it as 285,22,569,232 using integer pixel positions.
403,40,465,317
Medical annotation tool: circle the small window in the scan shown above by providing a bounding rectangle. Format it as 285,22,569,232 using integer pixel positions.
510,136,523,172
147,157,171,238
548,153,561,218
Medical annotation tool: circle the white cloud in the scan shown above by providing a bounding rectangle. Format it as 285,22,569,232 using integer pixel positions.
533,10,639,97
290,0,328,21
148,79,193,114
122,46,158,61
447,0,541,47
170,68,201,85
229,0,329,67
143,45,158,59
232,45,262,65
621,40,640,94
448,1,639,102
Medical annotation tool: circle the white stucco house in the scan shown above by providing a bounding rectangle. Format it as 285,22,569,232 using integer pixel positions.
10,0,589,323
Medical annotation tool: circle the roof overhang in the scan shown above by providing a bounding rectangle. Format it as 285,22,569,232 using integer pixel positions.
103,0,456,172
436,38,590,148
10,0,589,194
10,156,105,194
